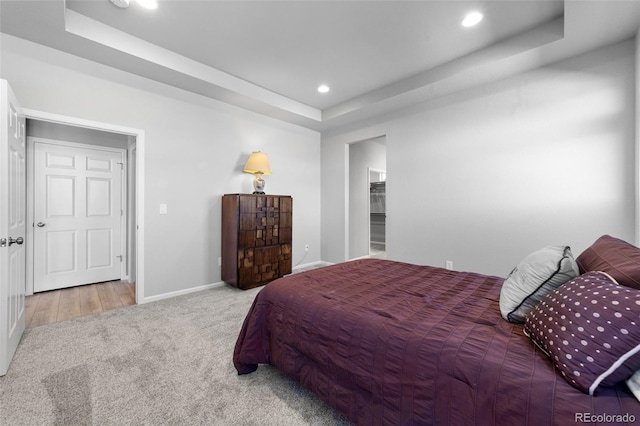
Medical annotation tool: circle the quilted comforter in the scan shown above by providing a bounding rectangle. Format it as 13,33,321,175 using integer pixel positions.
234,259,639,425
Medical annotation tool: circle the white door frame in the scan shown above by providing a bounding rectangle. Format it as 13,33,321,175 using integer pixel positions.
127,141,137,285
27,137,127,292
23,108,145,304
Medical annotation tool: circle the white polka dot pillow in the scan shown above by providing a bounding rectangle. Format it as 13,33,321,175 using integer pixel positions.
524,271,640,395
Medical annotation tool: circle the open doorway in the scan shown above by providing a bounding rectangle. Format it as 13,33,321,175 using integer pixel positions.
29,136,127,292
23,119,139,326
348,136,386,260
18,108,145,321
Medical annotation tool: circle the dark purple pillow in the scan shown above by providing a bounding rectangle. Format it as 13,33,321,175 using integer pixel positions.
576,235,640,290
524,271,640,395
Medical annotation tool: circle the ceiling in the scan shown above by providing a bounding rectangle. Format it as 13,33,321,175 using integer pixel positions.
1,1,640,132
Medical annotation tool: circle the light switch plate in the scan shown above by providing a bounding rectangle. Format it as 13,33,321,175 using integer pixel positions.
159,203,168,215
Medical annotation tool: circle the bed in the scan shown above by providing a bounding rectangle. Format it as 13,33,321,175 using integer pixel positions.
234,236,640,425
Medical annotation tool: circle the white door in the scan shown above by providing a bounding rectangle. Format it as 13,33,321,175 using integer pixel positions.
33,140,124,292
0,80,26,376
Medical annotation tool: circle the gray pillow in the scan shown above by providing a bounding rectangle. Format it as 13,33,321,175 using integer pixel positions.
499,245,579,323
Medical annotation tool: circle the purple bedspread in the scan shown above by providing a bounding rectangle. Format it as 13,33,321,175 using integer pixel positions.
234,259,640,425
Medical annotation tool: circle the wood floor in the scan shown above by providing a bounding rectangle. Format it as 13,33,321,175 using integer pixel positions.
25,281,136,329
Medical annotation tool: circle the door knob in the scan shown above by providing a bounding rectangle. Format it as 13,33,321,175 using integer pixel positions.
36,222,45,227
8,237,23,246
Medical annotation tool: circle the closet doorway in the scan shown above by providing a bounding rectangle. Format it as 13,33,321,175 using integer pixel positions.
348,136,386,260
368,168,386,258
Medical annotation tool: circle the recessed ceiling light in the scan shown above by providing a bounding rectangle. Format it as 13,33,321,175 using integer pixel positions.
317,84,330,94
462,11,483,27
110,0,157,9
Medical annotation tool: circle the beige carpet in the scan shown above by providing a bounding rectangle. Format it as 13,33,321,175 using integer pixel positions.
0,284,350,425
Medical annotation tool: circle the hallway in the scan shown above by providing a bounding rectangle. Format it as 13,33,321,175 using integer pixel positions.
25,281,135,328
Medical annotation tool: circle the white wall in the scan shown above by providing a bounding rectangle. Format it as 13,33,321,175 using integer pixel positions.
1,34,321,300
348,137,386,259
323,39,637,277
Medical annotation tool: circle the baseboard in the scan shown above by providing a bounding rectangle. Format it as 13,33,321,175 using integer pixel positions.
139,262,334,304
293,260,333,272
350,255,370,261
139,281,225,304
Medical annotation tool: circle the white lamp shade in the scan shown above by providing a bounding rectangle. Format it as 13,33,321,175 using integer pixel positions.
243,151,272,175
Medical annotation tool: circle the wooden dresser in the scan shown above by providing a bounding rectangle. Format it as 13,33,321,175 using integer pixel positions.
221,194,292,289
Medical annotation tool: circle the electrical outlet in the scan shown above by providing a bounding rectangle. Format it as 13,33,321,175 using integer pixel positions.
218,257,221,267
445,260,453,270
305,244,310,252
